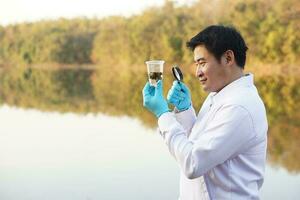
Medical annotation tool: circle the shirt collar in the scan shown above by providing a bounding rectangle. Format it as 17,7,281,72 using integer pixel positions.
209,73,254,105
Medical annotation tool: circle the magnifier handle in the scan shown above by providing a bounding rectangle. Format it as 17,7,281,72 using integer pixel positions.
177,81,187,93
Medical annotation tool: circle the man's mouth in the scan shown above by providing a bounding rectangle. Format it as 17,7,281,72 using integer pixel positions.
199,78,207,84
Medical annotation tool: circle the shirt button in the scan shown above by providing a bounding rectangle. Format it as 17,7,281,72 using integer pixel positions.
210,171,215,179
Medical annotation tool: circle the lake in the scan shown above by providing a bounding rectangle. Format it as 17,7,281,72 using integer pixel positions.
0,105,299,200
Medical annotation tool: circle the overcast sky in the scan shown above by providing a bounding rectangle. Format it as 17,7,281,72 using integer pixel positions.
0,0,195,26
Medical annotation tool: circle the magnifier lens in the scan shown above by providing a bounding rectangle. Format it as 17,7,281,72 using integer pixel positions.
172,66,183,82
175,70,181,81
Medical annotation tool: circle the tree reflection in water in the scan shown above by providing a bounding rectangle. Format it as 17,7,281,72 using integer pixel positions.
0,67,299,173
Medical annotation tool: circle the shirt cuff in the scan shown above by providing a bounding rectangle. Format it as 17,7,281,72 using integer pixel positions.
174,106,196,132
174,106,196,119
158,112,177,132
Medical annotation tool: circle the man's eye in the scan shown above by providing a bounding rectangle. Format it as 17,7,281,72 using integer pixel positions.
199,62,206,67
194,61,206,67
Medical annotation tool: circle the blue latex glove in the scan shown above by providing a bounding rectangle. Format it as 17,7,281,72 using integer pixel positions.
167,81,191,111
142,80,170,118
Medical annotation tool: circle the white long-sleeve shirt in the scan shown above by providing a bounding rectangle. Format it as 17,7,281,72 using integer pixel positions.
158,74,268,200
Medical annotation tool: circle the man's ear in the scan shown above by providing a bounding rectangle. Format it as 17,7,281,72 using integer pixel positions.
224,50,235,65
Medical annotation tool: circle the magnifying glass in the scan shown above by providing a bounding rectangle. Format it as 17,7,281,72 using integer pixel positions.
172,65,184,83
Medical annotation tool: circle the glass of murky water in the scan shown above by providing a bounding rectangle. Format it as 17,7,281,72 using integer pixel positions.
145,60,164,87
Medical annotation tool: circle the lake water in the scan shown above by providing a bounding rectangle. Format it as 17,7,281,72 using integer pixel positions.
0,105,299,200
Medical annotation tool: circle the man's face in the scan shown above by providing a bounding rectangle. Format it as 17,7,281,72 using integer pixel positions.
194,45,227,92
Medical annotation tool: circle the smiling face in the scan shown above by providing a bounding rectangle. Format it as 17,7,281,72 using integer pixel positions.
194,45,229,93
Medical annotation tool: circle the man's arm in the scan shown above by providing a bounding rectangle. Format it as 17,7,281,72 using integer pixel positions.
173,106,197,137
158,104,256,179
167,81,196,136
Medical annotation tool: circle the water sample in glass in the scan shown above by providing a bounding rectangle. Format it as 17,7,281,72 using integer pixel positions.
145,60,164,87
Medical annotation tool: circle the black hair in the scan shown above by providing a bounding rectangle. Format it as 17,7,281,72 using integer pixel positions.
186,25,248,68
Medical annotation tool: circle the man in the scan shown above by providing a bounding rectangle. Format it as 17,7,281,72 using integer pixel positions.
142,25,268,200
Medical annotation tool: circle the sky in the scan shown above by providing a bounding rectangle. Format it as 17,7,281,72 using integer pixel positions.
0,0,194,26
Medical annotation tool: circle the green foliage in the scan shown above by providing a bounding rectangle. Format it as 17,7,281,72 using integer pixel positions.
227,0,300,64
0,0,299,67
91,17,131,65
0,18,99,66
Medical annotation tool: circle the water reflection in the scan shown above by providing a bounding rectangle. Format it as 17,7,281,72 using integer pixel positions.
0,105,299,199
1,68,299,174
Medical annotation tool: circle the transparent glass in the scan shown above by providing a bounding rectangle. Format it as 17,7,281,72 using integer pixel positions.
145,60,165,87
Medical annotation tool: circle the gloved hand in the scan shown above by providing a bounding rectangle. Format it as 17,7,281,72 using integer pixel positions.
142,80,170,118
167,81,191,111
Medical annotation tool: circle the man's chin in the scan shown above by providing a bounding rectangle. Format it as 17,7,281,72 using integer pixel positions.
201,85,210,92
201,85,216,93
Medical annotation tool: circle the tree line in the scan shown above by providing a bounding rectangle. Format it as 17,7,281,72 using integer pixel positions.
0,0,299,70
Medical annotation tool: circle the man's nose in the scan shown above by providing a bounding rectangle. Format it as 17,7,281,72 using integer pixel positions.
195,65,203,77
